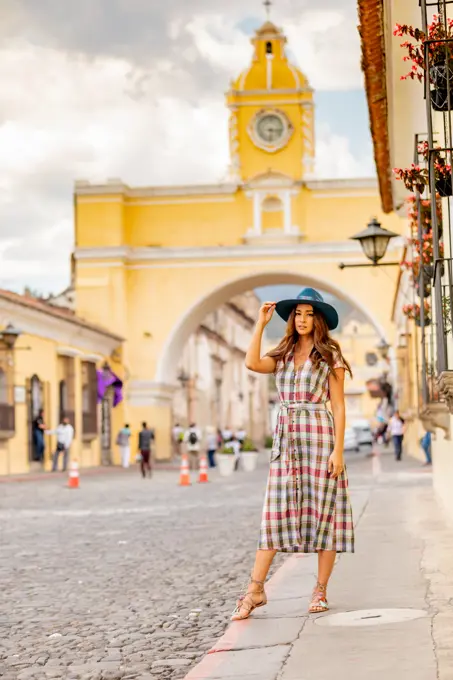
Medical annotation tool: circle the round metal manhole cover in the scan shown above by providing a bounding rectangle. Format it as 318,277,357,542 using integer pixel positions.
314,608,427,627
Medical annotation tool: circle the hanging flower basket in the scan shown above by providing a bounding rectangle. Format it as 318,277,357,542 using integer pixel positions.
394,16,453,112
430,60,453,111
403,301,431,326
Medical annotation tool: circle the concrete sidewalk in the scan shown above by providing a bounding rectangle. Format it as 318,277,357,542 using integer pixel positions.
185,451,453,680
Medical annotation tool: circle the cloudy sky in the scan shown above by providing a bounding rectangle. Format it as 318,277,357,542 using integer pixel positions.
0,0,373,295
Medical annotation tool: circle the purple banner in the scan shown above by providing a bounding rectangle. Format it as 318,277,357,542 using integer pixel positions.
97,369,123,407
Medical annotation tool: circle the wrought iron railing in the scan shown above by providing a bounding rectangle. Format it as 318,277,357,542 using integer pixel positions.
419,1,453,383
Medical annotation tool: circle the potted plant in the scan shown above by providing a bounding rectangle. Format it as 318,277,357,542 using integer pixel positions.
393,164,428,194
394,147,452,197
216,444,236,477
402,301,431,326
394,15,453,111
240,438,259,472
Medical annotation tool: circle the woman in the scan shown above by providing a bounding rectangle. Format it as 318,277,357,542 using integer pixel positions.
389,410,405,461
206,426,218,468
232,288,354,620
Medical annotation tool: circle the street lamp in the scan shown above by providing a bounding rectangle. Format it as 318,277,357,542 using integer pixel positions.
0,324,22,349
376,338,390,360
339,217,400,269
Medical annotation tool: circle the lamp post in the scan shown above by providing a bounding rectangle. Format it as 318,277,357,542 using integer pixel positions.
0,324,22,349
339,218,400,269
177,369,194,423
376,338,390,360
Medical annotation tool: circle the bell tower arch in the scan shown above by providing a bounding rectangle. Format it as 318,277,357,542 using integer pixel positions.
226,21,314,182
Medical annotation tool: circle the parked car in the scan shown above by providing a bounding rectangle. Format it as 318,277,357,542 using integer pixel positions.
344,427,360,452
351,419,374,446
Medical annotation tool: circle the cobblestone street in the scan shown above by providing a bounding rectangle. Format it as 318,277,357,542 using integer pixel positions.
1,457,291,680
2,450,436,680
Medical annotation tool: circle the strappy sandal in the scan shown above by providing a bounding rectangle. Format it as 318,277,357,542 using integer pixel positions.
308,582,329,614
231,577,267,621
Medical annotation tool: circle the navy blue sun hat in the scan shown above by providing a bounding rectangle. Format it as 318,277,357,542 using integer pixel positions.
275,287,339,330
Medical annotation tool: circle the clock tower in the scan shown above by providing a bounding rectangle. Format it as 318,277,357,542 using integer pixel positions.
226,21,314,183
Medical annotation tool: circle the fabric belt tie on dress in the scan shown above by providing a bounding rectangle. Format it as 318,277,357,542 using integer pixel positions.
272,401,329,460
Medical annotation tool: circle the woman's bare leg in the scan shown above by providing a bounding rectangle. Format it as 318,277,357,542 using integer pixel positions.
308,550,337,613
231,549,276,620
252,548,277,581
318,550,337,587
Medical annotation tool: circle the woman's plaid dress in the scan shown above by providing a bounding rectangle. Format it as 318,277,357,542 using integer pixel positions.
259,350,354,553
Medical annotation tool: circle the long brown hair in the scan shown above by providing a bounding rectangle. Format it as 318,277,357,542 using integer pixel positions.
266,307,352,378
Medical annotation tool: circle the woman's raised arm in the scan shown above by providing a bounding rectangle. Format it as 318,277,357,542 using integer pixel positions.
245,302,277,375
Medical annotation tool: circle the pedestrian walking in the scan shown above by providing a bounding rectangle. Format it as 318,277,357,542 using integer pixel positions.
231,288,354,621
420,430,432,466
32,409,46,462
229,435,242,471
216,427,223,450
235,427,247,448
172,422,184,459
138,422,154,478
48,416,74,472
222,425,233,443
389,410,405,461
116,423,131,468
184,423,202,471
205,426,217,468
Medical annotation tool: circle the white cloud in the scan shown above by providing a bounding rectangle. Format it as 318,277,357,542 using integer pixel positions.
0,3,371,294
315,122,375,179
284,11,363,91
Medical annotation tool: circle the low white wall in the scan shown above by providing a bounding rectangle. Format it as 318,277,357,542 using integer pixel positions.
432,418,453,525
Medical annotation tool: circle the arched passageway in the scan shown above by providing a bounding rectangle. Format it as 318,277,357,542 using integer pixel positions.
155,270,388,385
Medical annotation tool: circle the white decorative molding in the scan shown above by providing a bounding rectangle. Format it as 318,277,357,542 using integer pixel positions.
266,53,274,89
127,380,177,407
75,181,239,198
287,64,301,88
0,300,122,355
227,88,313,97
57,347,84,357
74,237,404,264
245,171,295,189
305,178,378,191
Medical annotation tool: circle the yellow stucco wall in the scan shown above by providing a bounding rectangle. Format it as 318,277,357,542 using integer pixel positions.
0,332,124,476
76,189,402,250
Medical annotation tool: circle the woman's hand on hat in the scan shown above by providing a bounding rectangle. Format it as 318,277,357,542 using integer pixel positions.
258,302,276,327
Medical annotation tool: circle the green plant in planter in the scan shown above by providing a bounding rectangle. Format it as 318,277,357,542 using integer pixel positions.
221,444,235,454
264,434,274,449
241,438,258,452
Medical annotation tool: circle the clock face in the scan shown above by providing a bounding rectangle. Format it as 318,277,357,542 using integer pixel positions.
256,114,285,143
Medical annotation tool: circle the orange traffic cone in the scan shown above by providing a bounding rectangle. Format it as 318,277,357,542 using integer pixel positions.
68,460,80,489
198,456,209,483
179,453,191,486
